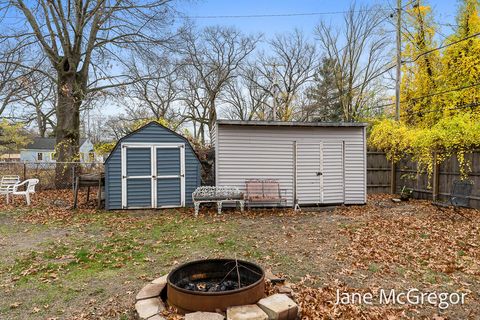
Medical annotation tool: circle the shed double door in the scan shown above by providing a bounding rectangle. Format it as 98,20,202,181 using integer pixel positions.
296,141,344,205
121,143,185,209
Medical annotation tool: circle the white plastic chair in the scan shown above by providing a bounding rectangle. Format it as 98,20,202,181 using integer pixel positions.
10,179,39,205
0,175,20,203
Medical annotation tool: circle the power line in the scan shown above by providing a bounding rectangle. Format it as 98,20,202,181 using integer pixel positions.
182,8,392,19
402,31,480,64
369,81,480,110
368,100,480,115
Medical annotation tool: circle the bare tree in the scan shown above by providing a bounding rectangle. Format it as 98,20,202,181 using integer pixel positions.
249,30,316,121
17,67,57,137
179,25,259,140
315,4,391,121
123,55,184,125
179,66,209,142
0,42,26,116
220,66,270,120
0,0,176,184
103,115,135,141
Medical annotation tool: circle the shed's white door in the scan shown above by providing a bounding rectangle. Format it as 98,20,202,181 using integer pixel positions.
121,146,154,209
296,143,323,204
121,143,185,209
296,141,345,205
155,145,185,208
322,141,344,204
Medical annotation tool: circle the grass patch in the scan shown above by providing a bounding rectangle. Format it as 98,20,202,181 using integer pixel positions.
4,212,264,284
419,233,429,239
368,263,380,273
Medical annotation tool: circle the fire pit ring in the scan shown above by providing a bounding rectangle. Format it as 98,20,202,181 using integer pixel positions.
167,258,265,313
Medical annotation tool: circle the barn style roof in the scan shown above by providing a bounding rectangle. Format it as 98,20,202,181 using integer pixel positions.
215,120,368,127
25,137,87,150
103,121,201,164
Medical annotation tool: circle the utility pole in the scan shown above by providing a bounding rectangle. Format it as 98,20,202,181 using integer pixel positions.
395,0,402,120
391,0,402,194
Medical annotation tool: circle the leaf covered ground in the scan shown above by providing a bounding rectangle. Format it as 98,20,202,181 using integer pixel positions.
0,191,478,319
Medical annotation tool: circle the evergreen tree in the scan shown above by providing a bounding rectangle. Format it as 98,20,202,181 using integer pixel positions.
305,57,343,121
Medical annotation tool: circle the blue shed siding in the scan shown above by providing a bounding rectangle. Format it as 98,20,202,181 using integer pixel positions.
127,179,152,207
157,178,181,206
157,148,180,176
104,123,201,210
127,148,151,176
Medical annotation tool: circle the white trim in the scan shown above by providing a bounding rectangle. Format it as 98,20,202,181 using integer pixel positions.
342,140,346,202
295,142,323,205
121,142,183,148
124,175,152,179
180,144,186,206
157,205,181,209
153,143,185,208
157,175,181,179
122,144,155,209
319,141,324,204
121,143,186,209
151,146,156,208
293,141,297,208
121,145,127,208
214,122,218,187
363,126,367,204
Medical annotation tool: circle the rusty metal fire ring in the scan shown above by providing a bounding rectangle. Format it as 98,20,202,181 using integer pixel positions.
167,258,265,313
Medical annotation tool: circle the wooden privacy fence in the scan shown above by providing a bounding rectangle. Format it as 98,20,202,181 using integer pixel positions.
367,150,480,209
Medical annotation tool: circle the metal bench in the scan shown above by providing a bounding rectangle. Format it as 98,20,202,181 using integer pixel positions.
433,180,474,220
192,186,245,216
245,179,287,208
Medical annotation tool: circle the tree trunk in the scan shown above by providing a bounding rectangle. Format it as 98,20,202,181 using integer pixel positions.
35,105,47,137
208,97,217,141
54,72,82,188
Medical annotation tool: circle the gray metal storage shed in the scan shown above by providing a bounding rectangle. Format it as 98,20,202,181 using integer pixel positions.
104,122,201,210
213,120,367,207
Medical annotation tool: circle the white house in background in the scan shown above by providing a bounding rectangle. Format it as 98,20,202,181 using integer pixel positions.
20,137,96,163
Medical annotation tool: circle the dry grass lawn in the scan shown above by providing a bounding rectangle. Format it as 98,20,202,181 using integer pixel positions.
0,191,478,319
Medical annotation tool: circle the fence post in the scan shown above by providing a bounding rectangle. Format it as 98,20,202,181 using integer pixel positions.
390,161,397,194
23,163,26,181
432,152,439,202
72,165,76,192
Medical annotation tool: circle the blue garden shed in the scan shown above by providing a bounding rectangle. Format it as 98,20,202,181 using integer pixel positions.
104,122,201,210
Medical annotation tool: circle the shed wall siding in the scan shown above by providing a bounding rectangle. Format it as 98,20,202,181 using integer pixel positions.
216,125,366,206
344,141,366,204
105,124,200,210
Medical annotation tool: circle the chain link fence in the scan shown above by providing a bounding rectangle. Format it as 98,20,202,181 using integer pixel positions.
0,161,104,190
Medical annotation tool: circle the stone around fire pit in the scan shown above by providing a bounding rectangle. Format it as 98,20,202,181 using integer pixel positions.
135,268,301,319
185,311,225,320
257,294,298,320
136,282,165,300
135,275,169,319
227,304,268,320
135,297,165,319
